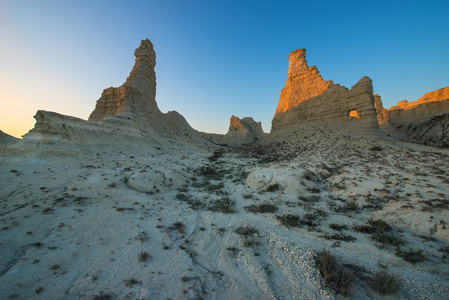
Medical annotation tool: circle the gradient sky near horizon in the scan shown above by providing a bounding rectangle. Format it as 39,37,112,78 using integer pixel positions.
1,0,448,138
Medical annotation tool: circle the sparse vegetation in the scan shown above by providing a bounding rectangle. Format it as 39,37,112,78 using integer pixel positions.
329,224,348,231
371,233,404,247
396,248,425,264
208,197,236,213
245,202,278,213
168,221,186,234
323,233,356,242
315,249,353,295
138,251,150,262
276,214,301,227
235,225,258,237
124,277,139,287
266,183,280,192
370,271,399,295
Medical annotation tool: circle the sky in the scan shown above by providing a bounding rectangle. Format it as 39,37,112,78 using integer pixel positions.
0,0,448,138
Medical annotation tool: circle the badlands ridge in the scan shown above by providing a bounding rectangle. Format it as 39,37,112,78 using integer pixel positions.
1,39,449,299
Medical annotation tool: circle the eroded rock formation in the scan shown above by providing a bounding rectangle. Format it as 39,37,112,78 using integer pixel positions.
272,49,379,132
218,115,265,146
0,130,19,147
385,87,449,145
88,40,158,122
374,94,390,126
388,87,449,127
15,39,213,152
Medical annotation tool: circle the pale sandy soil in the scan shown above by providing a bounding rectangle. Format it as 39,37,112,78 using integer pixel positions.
1,133,449,299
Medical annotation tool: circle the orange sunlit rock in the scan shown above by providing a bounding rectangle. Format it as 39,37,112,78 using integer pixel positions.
274,49,333,115
271,49,379,132
349,110,360,118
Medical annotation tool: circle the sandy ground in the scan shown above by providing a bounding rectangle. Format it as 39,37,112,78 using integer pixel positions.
1,133,449,299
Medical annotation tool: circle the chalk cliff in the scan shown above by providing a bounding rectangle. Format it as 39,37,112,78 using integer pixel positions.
388,87,449,127
272,49,379,132
385,87,449,145
218,115,265,146
15,39,213,153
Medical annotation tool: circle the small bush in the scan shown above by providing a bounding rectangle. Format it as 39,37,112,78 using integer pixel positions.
307,188,321,194
276,214,301,227
197,165,223,180
371,233,404,247
208,197,236,213
352,224,375,234
371,271,398,295
208,151,224,162
299,195,321,203
235,225,258,236
266,183,280,192
245,203,278,213
168,222,186,234
124,277,139,287
329,224,348,231
397,248,425,264
323,233,356,242
367,219,392,232
315,249,354,295
370,146,383,151
138,251,150,262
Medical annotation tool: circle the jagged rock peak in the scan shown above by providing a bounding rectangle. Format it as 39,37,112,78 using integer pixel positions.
275,48,333,115
374,94,390,125
124,39,156,90
272,49,379,132
217,115,265,146
88,39,158,122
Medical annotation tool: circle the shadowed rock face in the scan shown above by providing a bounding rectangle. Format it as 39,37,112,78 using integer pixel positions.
16,39,213,152
272,49,379,132
218,115,265,146
0,130,19,146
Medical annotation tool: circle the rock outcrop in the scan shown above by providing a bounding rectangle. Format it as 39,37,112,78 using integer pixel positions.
0,130,19,147
218,115,265,146
14,39,213,153
388,87,449,127
88,40,158,122
374,94,390,126
385,87,449,145
271,49,379,132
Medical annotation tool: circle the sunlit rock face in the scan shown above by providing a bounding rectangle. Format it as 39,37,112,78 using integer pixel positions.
16,39,212,152
272,49,379,132
88,39,158,122
218,115,265,146
274,49,333,115
374,94,390,126
388,87,449,127
386,87,449,144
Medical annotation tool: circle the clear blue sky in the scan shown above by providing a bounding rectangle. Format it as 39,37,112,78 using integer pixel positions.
1,0,448,137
